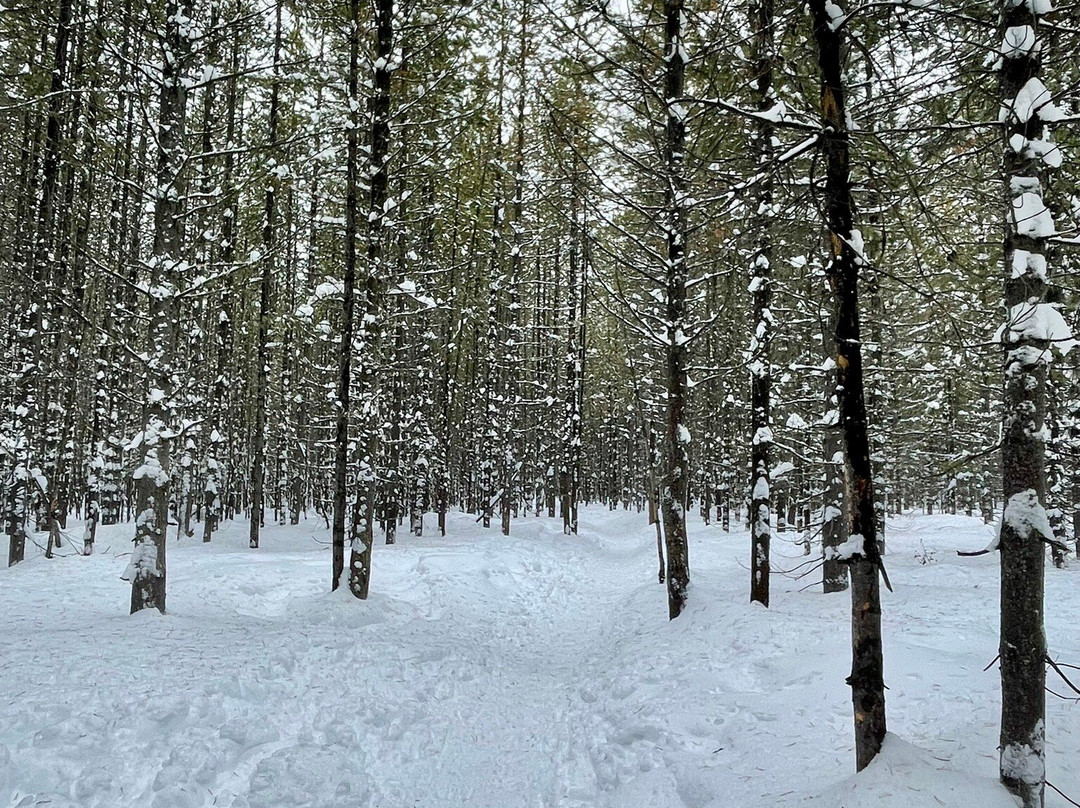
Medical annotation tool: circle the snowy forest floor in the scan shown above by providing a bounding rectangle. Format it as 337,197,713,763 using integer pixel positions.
1,507,1078,808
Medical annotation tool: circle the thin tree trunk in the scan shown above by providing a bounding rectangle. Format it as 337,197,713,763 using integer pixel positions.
204,0,240,544
660,0,690,620
808,0,887,770
347,0,394,599
332,0,361,590
748,0,774,608
822,367,849,592
249,0,283,550
996,0,1058,800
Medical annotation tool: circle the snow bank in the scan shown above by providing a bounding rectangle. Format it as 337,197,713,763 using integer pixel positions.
782,733,1021,807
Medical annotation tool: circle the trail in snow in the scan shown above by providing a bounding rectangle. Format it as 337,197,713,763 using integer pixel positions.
1,511,644,808
1,507,1077,807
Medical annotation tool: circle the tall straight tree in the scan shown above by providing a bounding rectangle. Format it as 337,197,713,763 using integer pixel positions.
7,0,74,564
660,0,690,620
128,0,194,614
250,0,284,550
203,0,242,545
807,0,887,771
996,0,1065,801
747,0,775,608
561,176,584,537
347,0,394,599
332,0,361,591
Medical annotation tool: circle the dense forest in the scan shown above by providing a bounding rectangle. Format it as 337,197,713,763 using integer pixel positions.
1,0,1077,804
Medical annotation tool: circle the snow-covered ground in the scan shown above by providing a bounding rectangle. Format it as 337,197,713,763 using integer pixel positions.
1,507,1077,807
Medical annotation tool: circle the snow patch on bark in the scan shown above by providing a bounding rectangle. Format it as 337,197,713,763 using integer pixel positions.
122,539,160,582
1002,490,1055,543
824,533,864,561
1001,720,1045,786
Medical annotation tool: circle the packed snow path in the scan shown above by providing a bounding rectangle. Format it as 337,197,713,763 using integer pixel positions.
2,508,1077,807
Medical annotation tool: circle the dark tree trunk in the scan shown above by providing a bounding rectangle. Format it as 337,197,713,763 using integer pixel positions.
561,180,584,537
660,0,690,620
808,0,886,770
823,370,848,593
204,2,240,544
249,0,283,551
748,0,774,608
332,0,361,591
347,0,394,599
130,0,193,615
996,0,1057,801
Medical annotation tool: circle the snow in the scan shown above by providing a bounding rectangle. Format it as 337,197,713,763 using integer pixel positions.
1011,192,1057,238
122,537,161,581
786,413,809,430
1001,26,1037,59
1001,720,1045,787
313,279,344,300
1007,0,1054,14
1000,301,1074,352
757,100,787,123
1002,488,1054,542
771,460,795,479
1008,134,1062,168
847,228,866,265
796,734,1021,807
825,533,865,560
824,0,845,30
1004,78,1063,124
1010,248,1047,280
2,509,1078,807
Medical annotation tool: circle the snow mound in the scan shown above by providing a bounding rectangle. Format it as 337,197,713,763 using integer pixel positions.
780,734,1021,808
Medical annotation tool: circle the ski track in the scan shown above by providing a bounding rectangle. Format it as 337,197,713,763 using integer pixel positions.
1,508,1077,807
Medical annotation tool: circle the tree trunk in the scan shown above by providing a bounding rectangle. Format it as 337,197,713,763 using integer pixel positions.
823,371,849,593
129,0,193,615
347,0,394,599
808,0,886,770
996,0,1059,800
748,0,774,608
660,0,690,620
332,0,361,591
249,0,283,550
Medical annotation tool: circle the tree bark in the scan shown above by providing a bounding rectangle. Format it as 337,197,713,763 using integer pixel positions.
996,0,1058,801
660,0,690,620
807,0,886,770
130,0,193,614
748,0,774,608
249,0,283,550
347,0,394,599
332,0,361,591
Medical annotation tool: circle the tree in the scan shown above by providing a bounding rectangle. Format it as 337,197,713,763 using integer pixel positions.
807,0,888,771
995,0,1067,801
128,0,195,614
332,0,362,592
747,0,775,608
249,0,284,551
346,0,394,599
658,0,691,620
